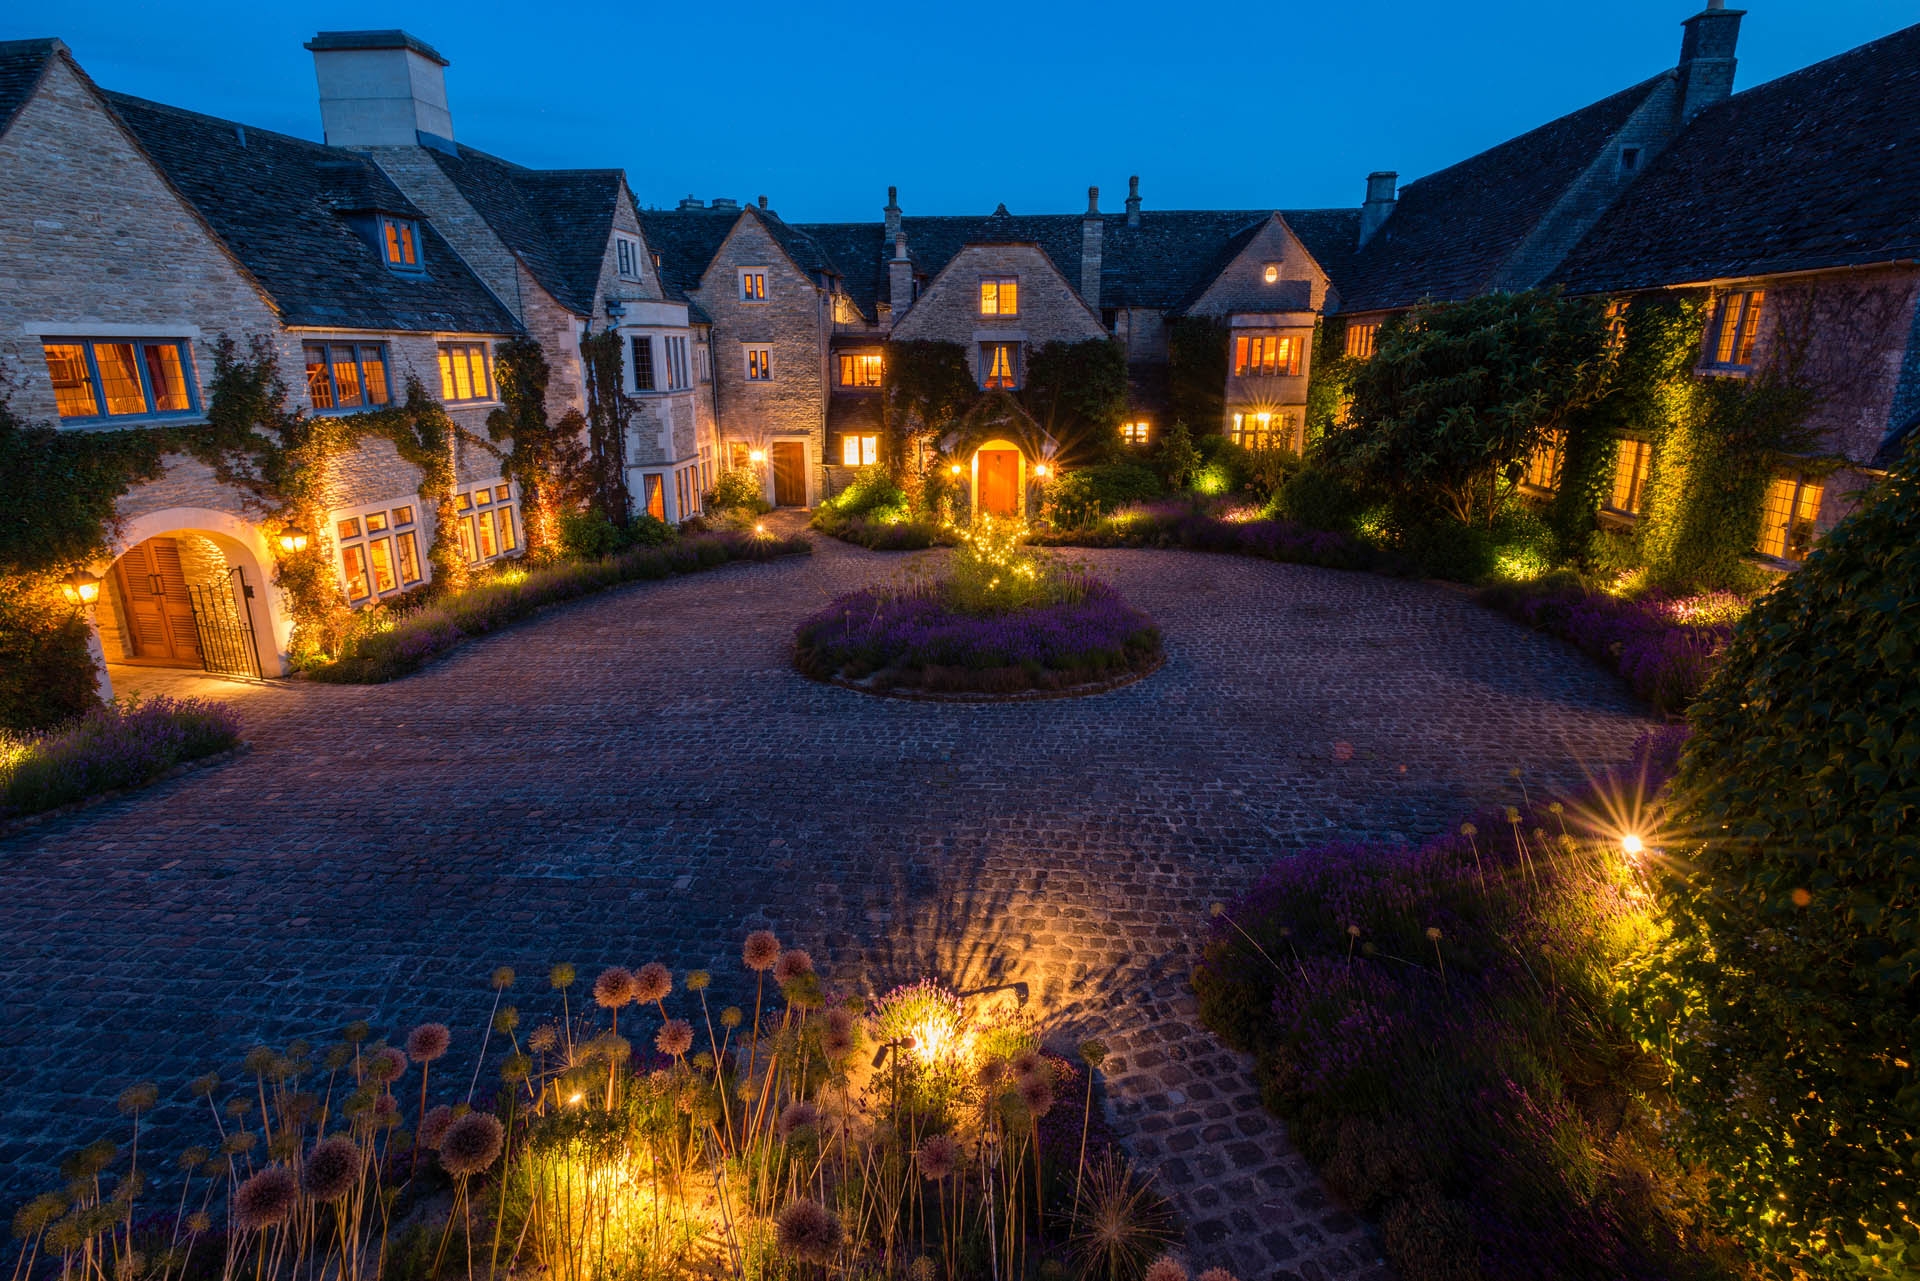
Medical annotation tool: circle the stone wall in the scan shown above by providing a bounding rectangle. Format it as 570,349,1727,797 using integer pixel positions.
1184,217,1333,318
891,243,1106,386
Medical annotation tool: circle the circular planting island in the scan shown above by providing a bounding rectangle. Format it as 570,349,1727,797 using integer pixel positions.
794,520,1163,700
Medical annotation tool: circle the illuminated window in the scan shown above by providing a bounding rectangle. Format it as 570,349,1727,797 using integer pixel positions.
739,269,768,302
40,338,198,421
1522,431,1565,493
979,277,1018,316
437,342,494,403
1756,473,1824,562
304,342,390,410
1706,289,1766,369
841,433,879,466
838,352,883,387
643,474,666,521
631,336,655,391
453,480,520,565
1120,421,1151,446
1229,411,1293,451
745,345,772,381
379,217,422,271
1344,322,1380,360
982,342,1017,389
615,233,643,281
1233,335,1302,377
1608,438,1653,515
1262,263,1280,284
1604,299,1629,351
333,502,424,603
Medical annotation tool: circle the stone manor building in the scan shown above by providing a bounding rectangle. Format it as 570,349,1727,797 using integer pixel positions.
0,3,1915,685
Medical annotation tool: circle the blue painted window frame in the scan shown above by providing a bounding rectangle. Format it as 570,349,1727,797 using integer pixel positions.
378,215,428,275
41,337,201,425
303,341,393,412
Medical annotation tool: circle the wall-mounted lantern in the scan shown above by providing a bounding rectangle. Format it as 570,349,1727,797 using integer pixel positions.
748,449,767,465
277,531,310,554
60,569,102,606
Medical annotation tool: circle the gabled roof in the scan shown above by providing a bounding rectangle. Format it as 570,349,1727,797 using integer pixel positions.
0,37,58,139
103,91,519,335
426,146,623,315
636,207,741,302
1554,23,1920,294
1337,76,1667,312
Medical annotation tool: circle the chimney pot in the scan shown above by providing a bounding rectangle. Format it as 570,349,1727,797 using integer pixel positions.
757,194,768,210
1124,175,1142,228
1360,171,1398,247
1087,185,1100,215
1677,3,1744,123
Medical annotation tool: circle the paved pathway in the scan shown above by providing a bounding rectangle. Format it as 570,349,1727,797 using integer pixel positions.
0,532,1652,1280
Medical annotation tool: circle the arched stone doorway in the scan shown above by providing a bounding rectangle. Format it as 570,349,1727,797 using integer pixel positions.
969,438,1027,519
90,508,291,681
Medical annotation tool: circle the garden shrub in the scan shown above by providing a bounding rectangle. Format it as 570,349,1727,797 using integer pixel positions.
703,467,771,515
1,695,241,818
0,583,101,733
1626,453,1920,1277
1275,464,1372,534
556,508,625,558
1037,496,1407,578
1195,729,1746,1281
1041,463,1163,528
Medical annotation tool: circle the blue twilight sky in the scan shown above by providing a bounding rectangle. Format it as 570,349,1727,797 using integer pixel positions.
7,1,1911,223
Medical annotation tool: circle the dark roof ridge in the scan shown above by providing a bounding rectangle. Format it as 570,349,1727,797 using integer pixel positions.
0,37,60,138
99,88,337,157
1401,72,1668,194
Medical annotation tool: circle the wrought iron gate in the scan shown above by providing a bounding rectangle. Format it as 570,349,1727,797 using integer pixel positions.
189,565,262,678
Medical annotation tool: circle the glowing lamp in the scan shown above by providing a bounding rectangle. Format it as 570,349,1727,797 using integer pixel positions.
949,463,963,476
1033,463,1050,478
754,522,766,535
60,569,102,606
277,531,310,554
568,1092,583,1106
748,449,767,464
1620,833,1645,857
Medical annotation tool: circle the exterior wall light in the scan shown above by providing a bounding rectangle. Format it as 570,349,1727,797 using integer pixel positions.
1620,832,1645,857
950,463,963,476
748,449,767,464
60,569,102,606
277,531,310,554
1033,463,1050,478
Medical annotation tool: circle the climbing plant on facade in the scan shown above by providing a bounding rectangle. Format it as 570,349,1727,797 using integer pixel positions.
1020,338,1127,460
488,336,585,560
882,339,977,505
1167,317,1228,435
578,330,634,526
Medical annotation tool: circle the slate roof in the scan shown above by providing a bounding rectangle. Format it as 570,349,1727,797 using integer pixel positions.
636,208,739,302
0,38,58,138
101,92,518,334
1554,23,1920,294
1337,77,1666,312
426,146,623,316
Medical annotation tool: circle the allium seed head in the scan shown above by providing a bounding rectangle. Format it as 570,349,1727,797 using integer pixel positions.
303,1137,360,1202
743,931,782,971
593,966,638,1009
368,1047,408,1085
775,1197,842,1263
370,1094,400,1128
721,1006,743,1029
773,950,814,984
406,1023,451,1064
232,1166,298,1231
1144,1258,1189,1281
550,963,576,990
1078,1039,1108,1067
1426,927,1442,941
633,962,672,1004
908,1257,936,1281
438,1112,504,1178
915,1133,960,1181
491,966,515,991
117,1083,159,1115
1018,1073,1055,1117
777,1099,820,1140
1011,1049,1044,1081
419,1105,455,1150
1197,1269,1241,1281
1460,823,1477,838
655,1019,694,1057
687,969,711,991
528,1025,558,1054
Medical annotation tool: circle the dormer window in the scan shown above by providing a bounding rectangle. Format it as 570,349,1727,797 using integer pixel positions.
380,216,422,272
615,233,643,282
1619,146,1642,176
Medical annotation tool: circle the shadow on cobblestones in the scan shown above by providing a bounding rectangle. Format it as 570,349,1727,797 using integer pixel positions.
0,536,1655,1280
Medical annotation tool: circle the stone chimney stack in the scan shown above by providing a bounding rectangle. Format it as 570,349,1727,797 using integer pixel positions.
1676,2,1745,124
1359,171,1398,246
1081,186,1103,312
889,233,914,320
307,30,454,148
1124,175,1142,228
884,186,901,244
757,194,768,210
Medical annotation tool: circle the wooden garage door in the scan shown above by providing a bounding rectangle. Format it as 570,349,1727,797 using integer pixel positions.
771,441,806,507
115,536,201,665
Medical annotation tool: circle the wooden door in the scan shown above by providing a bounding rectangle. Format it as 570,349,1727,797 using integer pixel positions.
115,536,201,665
771,441,806,507
978,449,1020,517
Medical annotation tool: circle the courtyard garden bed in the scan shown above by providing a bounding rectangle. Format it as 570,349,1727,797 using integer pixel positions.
1191,728,1749,1281
1034,496,1408,579
812,468,955,551
11,937,1191,1281
307,528,809,684
0,695,242,823
795,518,1162,697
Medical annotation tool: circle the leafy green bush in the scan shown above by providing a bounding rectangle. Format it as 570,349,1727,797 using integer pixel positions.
1275,465,1372,534
556,508,625,558
0,583,101,732
704,467,771,515
1041,463,1163,528
1627,454,1920,1277
819,467,909,522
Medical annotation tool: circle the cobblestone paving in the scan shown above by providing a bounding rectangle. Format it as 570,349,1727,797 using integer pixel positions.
0,529,1652,1280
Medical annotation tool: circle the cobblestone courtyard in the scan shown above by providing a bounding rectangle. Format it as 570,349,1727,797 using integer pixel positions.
0,532,1652,1279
